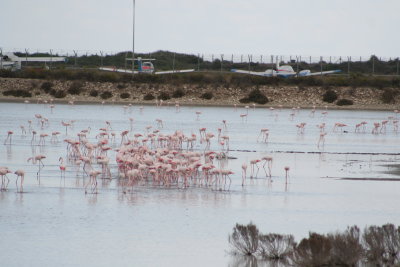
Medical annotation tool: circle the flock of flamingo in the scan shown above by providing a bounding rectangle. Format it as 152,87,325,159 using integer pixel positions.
1,100,399,194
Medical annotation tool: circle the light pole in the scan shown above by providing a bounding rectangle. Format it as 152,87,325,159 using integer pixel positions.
132,0,135,76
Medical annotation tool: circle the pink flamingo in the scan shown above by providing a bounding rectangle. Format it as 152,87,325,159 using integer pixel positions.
0,167,11,190
14,170,25,193
85,170,101,194
3,131,13,145
318,132,327,149
59,157,66,181
241,162,247,186
27,155,46,184
261,156,273,178
250,159,261,178
284,166,290,184
257,128,269,143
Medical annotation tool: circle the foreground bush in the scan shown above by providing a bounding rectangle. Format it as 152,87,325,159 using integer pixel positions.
363,224,400,265
229,223,260,256
229,223,400,266
258,233,295,260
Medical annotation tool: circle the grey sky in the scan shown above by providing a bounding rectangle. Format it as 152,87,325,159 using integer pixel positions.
1,0,399,57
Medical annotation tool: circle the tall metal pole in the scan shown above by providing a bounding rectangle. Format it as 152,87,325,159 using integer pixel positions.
132,0,135,76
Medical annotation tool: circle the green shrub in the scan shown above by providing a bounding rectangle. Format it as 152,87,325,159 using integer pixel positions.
100,91,113,99
117,84,127,89
143,93,155,101
158,91,171,100
41,81,53,93
89,90,98,97
2,89,32,97
54,90,66,98
336,99,354,106
67,81,84,95
248,89,268,104
120,92,130,99
172,88,185,98
200,92,213,100
322,89,338,103
381,88,398,104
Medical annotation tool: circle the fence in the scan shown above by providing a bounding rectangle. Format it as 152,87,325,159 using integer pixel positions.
1,47,400,76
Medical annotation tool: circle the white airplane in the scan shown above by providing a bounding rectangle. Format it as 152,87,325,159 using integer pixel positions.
0,52,66,70
99,57,195,75
231,61,341,78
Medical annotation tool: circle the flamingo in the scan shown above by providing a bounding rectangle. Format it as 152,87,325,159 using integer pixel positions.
3,131,13,145
27,155,46,184
14,170,25,193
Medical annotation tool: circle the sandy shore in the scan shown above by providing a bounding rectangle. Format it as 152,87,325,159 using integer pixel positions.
1,77,399,110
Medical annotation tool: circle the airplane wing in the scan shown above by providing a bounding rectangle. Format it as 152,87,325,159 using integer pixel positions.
231,69,274,77
154,69,195,75
99,67,139,74
298,70,341,76
22,57,66,62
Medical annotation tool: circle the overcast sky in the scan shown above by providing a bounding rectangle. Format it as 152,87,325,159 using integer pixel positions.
1,0,399,57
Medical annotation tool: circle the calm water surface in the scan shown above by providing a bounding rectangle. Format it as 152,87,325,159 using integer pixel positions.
0,102,399,266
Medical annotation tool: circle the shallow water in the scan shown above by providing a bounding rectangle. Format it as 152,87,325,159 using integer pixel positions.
0,102,400,266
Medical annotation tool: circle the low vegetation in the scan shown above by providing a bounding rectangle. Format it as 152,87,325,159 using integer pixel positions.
239,88,268,104
336,98,354,106
2,89,32,97
67,81,84,95
120,92,130,99
381,88,398,104
322,89,338,103
200,91,213,100
143,93,155,101
100,91,113,99
229,223,400,266
158,91,171,101
172,88,185,98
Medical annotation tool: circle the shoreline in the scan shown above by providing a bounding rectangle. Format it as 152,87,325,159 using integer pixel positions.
1,77,400,111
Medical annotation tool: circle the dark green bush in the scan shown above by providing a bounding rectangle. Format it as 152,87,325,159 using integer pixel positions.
158,91,171,100
41,81,53,93
248,89,268,104
117,84,127,89
120,92,130,99
54,90,66,98
172,88,185,98
89,90,98,97
2,89,32,97
322,89,338,103
240,89,268,104
67,81,84,95
336,99,354,106
381,88,398,104
100,91,113,99
143,93,155,100
200,92,213,100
